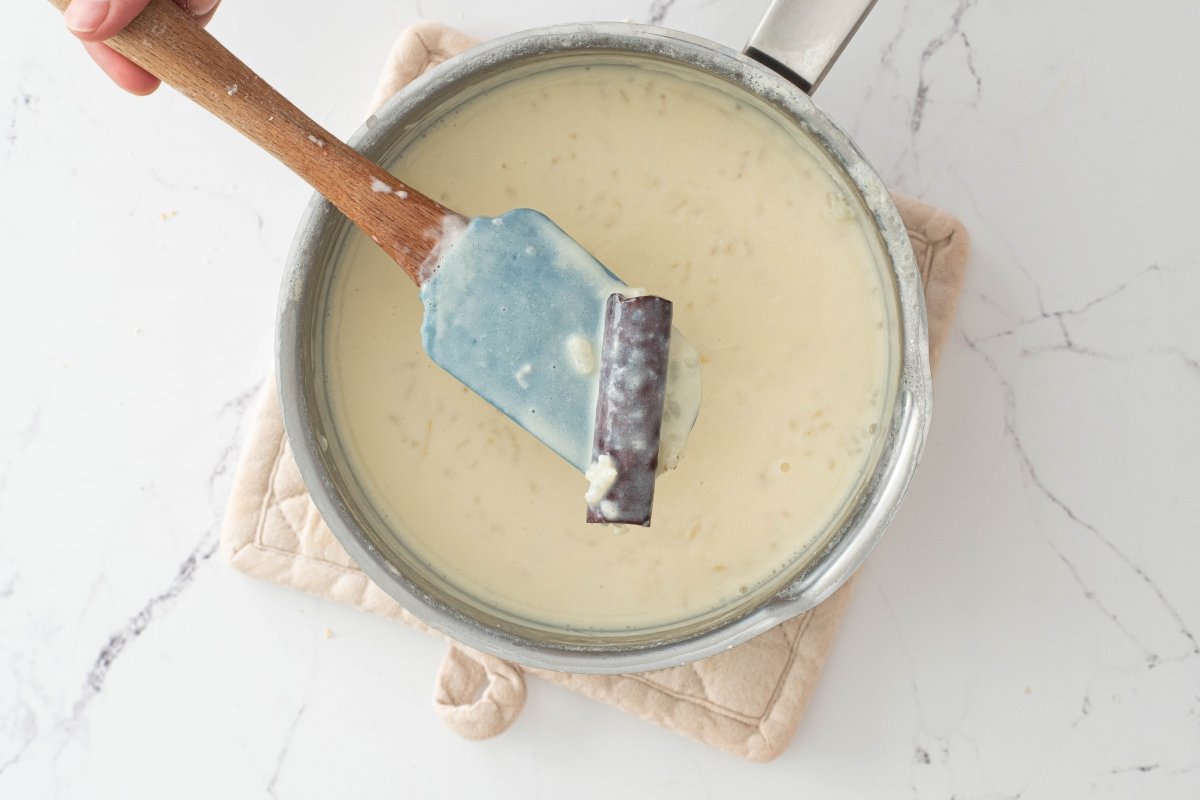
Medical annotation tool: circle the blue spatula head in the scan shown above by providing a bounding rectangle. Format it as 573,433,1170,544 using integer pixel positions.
419,208,701,475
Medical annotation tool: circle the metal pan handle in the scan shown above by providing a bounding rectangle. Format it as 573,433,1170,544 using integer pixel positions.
744,0,878,94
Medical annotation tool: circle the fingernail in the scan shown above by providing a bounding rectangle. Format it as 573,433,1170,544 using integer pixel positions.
186,0,220,16
64,0,110,34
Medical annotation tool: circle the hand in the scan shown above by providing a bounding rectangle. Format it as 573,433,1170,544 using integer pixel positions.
62,0,221,95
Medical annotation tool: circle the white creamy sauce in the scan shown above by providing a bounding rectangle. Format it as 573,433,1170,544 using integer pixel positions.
565,334,595,375
514,363,532,390
370,177,410,199
323,62,896,630
584,454,619,504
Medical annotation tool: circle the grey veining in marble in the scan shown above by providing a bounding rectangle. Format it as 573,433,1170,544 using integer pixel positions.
2,0,1198,797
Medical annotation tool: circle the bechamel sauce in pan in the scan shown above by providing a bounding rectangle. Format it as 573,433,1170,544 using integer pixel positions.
322,60,897,631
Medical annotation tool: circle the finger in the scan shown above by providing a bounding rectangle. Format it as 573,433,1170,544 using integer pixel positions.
181,0,221,25
64,0,149,41
81,40,161,95
65,0,220,42
74,0,221,96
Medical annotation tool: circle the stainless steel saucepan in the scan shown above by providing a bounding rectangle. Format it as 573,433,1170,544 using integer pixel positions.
278,0,932,673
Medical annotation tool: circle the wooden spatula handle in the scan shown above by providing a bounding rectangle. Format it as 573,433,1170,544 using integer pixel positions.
49,0,452,283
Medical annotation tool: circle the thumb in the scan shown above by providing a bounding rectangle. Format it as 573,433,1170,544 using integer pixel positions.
64,0,151,41
66,0,222,95
64,0,220,41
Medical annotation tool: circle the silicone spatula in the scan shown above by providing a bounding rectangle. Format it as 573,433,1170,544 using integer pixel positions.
47,0,701,519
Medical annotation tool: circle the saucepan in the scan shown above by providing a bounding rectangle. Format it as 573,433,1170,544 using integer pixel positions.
278,0,931,673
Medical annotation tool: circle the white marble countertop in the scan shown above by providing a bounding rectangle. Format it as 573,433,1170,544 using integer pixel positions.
3,0,1198,796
